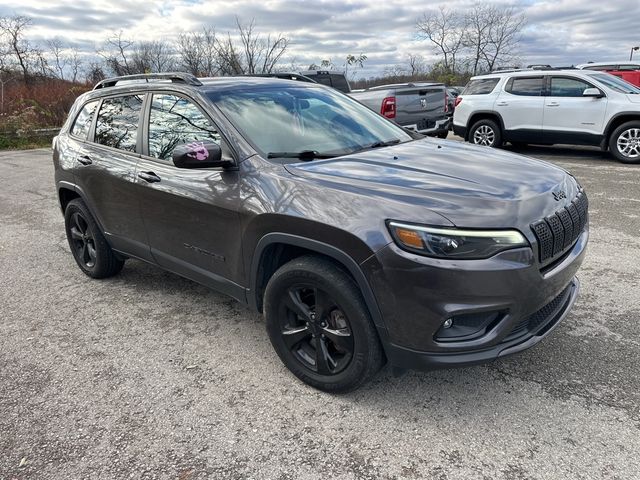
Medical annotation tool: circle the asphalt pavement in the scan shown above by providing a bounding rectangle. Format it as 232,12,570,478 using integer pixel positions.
1,143,639,479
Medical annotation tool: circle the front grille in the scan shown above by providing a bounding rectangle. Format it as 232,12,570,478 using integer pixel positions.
507,284,572,339
531,191,588,263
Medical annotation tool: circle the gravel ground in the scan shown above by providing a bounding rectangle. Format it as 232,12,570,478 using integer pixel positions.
1,144,639,479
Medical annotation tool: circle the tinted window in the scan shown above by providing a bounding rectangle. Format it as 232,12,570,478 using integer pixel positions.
550,77,594,97
463,78,499,95
148,94,221,160
582,65,614,71
95,95,143,152
71,101,98,139
507,77,544,96
590,73,640,94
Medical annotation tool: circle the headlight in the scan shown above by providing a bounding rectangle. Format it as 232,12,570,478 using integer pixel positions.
387,221,529,259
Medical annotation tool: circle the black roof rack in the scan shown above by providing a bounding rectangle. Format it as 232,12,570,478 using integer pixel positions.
93,72,203,90
243,72,317,84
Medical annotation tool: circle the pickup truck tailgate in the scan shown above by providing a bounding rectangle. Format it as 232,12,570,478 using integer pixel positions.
396,87,445,130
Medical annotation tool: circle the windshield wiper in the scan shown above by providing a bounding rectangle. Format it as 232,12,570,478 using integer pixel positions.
353,139,403,152
267,150,336,161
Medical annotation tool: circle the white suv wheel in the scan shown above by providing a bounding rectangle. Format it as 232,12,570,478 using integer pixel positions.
469,119,502,148
611,121,640,164
616,128,640,159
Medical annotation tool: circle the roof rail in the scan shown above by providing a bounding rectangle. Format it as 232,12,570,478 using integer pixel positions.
243,72,317,84
93,72,203,90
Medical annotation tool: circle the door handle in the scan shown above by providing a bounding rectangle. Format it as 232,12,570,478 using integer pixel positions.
138,171,161,183
496,101,509,106
78,155,92,166
546,102,560,107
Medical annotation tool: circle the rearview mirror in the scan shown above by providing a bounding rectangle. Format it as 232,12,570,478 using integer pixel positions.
583,88,604,98
172,141,229,169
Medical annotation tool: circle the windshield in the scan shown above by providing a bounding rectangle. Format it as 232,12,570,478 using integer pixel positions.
590,73,640,94
207,85,412,160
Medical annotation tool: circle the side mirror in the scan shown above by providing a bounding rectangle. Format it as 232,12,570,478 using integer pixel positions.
172,141,229,169
583,88,604,98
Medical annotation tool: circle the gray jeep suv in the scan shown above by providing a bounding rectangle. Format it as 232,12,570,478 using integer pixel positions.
53,73,589,392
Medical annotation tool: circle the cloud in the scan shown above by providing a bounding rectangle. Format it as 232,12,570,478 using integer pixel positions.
0,0,638,77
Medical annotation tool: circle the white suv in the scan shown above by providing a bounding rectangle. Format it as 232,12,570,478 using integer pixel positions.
453,69,640,163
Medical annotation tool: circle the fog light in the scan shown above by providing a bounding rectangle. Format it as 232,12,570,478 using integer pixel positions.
443,318,453,329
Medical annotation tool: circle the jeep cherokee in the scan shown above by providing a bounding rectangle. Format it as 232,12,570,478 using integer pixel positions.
53,73,589,392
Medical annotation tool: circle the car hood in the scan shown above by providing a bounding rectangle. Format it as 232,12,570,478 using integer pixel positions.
626,94,640,103
284,138,578,229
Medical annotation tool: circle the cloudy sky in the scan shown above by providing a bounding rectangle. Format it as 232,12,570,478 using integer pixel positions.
1,0,639,76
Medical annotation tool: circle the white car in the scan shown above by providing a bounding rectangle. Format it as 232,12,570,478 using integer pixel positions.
453,69,640,163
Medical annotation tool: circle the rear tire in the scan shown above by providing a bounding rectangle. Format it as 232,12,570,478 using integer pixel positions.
437,131,448,139
264,255,385,393
469,119,502,148
64,199,125,278
609,121,640,164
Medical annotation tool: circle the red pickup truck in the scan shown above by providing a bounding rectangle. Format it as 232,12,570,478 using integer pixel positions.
577,62,640,87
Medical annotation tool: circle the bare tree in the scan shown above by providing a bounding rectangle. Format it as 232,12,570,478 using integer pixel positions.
85,62,106,85
0,15,40,80
177,28,218,76
131,40,175,73
416,7,466,74
100,31,134,76
215,17,290,75
481,6,525,71
47,38,68,79
407,53,426,76
69,48,82,83
464,4,491,75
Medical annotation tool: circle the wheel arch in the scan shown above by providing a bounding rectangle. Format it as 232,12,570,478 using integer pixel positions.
603,113,640,149
466,111,505,140
249,233,388,336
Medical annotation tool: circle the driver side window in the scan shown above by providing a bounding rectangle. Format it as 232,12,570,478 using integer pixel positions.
148,94,221,160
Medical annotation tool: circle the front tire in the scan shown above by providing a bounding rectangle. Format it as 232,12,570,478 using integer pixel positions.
264,256,385,392
469,119,502,147
64,199,125,278
610,121,640,164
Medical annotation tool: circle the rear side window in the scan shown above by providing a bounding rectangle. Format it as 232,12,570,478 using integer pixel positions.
95,95,144,152
70,100,98,139
506,77,544,96
549,77,594,97
463,78,499,95
147,94,221,160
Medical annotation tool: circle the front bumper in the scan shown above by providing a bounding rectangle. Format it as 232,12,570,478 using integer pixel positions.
384,277,579,370
361,229,588,371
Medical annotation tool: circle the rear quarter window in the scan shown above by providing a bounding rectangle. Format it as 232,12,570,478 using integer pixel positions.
505,77,544,96
70,100,98,139
463,78,500,95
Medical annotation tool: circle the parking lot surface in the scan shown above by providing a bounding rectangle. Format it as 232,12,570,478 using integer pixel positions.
1,143,639,479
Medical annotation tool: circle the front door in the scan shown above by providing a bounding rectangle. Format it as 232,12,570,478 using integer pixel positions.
542,75,608,143
135,92,244,300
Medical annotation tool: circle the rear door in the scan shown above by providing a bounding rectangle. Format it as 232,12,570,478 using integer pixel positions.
396,86,445,131
134,92,244,299
73,93,150,259
542,75,607,142
494,76,545,143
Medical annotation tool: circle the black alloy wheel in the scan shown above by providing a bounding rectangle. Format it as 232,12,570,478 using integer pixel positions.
69,211,97,269
264,255,385,392
279,284,354,375
64,198,125,278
